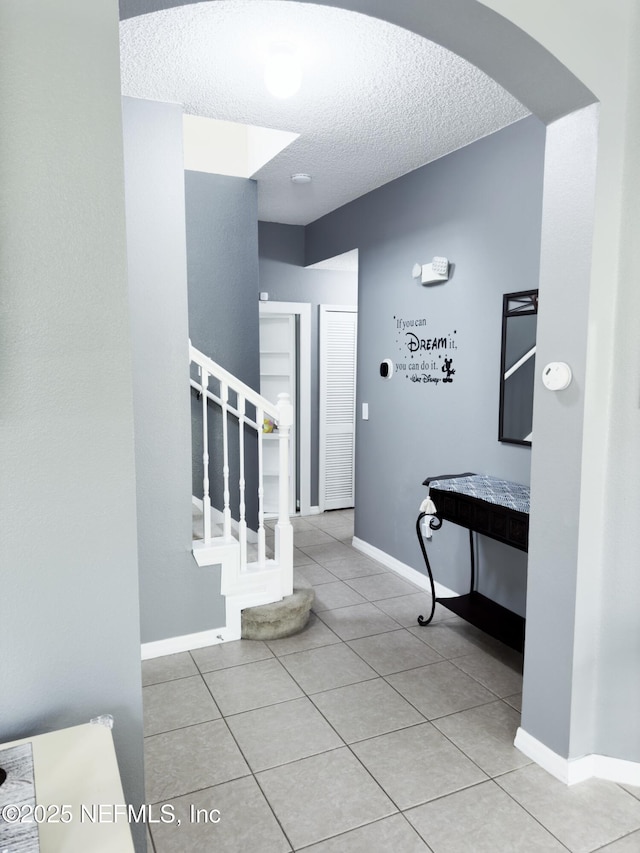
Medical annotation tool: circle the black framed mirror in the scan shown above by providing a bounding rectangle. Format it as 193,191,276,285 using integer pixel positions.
499,290,538,446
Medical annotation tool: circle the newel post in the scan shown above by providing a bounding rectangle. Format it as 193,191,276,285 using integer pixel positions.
275,392,294,597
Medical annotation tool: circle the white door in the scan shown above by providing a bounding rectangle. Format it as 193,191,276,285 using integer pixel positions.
259,312,296,515
319,305,358,511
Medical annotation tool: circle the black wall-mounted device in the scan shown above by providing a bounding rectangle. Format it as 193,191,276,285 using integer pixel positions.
380,358,393,379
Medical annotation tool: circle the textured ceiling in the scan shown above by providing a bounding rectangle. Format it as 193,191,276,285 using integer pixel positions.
120,1,529,226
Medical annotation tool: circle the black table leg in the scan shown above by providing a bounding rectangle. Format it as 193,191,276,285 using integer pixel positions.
416,510,441,626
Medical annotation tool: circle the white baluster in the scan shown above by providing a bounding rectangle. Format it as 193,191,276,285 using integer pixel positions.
275,392,294,596
257,406,266,566
238,394,247,569
201,367,212,542
221,382,232,541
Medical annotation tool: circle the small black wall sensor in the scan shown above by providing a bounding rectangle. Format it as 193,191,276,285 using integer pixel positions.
380,358,393,379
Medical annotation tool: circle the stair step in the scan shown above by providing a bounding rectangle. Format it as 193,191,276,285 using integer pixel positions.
241,579,315,641
192,536,239,568
192,504,273,561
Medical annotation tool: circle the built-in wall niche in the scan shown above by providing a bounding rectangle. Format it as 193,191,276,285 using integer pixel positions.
499,290,538,446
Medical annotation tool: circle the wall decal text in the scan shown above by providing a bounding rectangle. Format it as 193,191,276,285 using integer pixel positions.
393,315,458,386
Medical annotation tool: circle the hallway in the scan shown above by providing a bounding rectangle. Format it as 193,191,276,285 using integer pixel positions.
142,511,640,852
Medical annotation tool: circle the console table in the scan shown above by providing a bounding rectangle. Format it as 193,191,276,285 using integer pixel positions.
415,472,528,652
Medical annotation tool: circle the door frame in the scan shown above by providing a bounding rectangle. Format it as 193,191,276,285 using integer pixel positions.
259,301,311,517
318,304,358,513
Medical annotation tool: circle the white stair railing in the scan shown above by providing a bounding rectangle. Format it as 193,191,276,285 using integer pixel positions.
189,342,293,594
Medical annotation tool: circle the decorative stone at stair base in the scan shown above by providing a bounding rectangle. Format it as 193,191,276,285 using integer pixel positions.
241,579,315,640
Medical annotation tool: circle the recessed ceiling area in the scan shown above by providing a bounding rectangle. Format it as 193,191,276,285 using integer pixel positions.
120,0,529,226
306,249,359,273
183,115,298,177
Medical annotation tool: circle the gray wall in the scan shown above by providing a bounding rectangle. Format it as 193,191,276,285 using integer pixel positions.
306,115,546,615
258,222,358,506
597,11,640,763
185,172,261,385
123,99,225,644
523,106,598,758
185,172,261,526
0,3,145,849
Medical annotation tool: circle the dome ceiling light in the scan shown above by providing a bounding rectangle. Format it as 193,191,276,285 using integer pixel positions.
264,43,302,99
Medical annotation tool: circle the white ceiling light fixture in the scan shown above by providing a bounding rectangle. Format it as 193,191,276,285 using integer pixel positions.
264,43,302,99
291,173,312,184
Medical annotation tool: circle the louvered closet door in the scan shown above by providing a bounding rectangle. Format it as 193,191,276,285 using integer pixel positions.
319,306,358,511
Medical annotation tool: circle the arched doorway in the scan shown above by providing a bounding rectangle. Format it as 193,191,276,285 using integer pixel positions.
120,0,637,782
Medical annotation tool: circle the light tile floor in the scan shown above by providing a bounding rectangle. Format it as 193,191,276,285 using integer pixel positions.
143,510,640,852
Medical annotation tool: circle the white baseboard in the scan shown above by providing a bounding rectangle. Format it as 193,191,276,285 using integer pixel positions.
590,754,640,786
515,727,640,786
308,506,321,515
141,627,228,660
351,536,457,599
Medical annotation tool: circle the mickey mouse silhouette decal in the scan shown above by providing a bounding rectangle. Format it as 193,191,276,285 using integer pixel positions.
442,357,455,383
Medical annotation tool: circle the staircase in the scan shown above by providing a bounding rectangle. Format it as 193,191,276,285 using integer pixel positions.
189,343,309,641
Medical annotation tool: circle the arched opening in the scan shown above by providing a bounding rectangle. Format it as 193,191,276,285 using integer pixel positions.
120,0,602,771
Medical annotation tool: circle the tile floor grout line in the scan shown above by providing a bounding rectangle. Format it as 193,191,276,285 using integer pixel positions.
249,771,299,852
427,707,529,782
372,658,501,734
247,722,399,853
444,655,516,700
306,688,430,745
424,692,502,720
273,641,379,698
143,714,227,745
398,777,537,849
490,774,575,852
339,621,440,673
195,667,223,715
617,783,640,802
591,829,640,851
143,714,222,740
146,822,158,853
200,661,312,718
142,671,201,689
209,699,301,853
264,620,343,658
313,609,407,635
190,651,278,676
321,622,410,643
445,655,521,703
287,813,416,852
145,772,254,807
397,776,500,817
255,740,400,852
408,626,507,662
